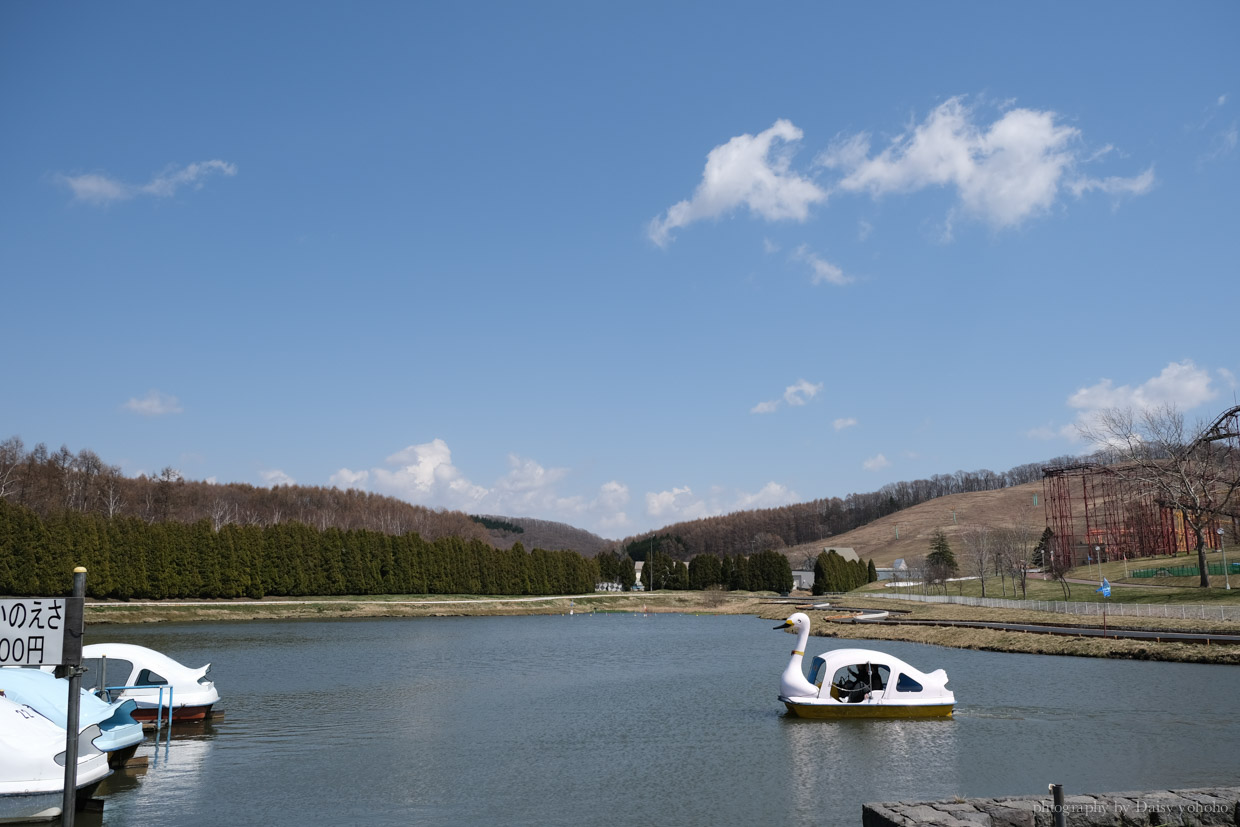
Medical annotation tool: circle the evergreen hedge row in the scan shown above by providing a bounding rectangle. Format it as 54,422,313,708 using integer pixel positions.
0,500,598,599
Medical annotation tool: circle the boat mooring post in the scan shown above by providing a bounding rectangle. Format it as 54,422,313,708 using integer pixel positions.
1049,783,1066,827
60,567,88,827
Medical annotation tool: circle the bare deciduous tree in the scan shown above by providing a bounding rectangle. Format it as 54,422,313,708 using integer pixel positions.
995,505,1041,598
794,549,820,571
101,468,126,518
0,436,23,500
959,525,993,597
1080,404,1240,588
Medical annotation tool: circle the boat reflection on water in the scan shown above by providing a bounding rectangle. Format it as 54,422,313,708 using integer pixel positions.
79,722,219,827
781,709,963,820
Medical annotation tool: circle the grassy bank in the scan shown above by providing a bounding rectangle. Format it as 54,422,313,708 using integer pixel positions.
81,585,1240,664
81,590,723,624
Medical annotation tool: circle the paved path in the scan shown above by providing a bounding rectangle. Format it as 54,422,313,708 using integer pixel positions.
1028,572,1174,588
85,593,668,608
853,616,1240,645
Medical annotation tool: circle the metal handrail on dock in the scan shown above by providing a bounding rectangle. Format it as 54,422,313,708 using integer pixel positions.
102,683,175,731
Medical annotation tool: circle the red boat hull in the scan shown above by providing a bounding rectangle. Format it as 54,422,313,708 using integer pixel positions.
131,704,214,723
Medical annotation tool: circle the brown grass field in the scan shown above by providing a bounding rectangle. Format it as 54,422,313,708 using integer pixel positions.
781,482,1046,569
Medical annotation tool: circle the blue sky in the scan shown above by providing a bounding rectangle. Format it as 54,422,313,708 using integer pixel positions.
3,2,1237,539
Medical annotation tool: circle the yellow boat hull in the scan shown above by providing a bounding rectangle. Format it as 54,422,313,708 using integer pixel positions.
782,701,953,719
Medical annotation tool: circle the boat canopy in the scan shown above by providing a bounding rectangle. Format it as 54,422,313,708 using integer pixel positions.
80,643,211,692
805,648,951,703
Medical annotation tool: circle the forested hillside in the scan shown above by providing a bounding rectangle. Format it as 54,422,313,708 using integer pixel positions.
475,515,609,556
0,437,490,542
1,435,1081,571
619,458,1077,561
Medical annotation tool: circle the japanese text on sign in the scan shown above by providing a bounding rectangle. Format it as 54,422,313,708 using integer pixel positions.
0,599,66,666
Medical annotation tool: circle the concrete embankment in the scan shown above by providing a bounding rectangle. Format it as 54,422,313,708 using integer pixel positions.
862,786,1240,826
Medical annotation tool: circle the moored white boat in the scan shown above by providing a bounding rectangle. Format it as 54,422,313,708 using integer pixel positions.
81,644,220,723
0,695,112,823
0,667,144,767
774,613,954,719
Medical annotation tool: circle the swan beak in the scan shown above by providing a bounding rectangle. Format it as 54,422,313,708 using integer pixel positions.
773,620,794,630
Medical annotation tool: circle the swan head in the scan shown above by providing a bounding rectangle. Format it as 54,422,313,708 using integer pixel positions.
774,612,810,635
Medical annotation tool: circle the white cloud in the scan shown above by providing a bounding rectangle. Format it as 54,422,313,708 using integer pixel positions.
644,481,798,524
863,453,890,471
330,468,369,488
1219,368,1237,390
260,469,295,487
366,439,489,506
1058,360,1220,440
792,245,853,286
592,481,631,531
753,378,824,414
1067,166,1156,198
820,96,1149,229
649,120,826,246
58,160,237,205
1067,360,1216,414
332,440,630,535
61,174,130,205
784,379,823,406
1201,123,1238,164
646,486,713,522
833,417,858,430
732,481,798,511
123,390,183,416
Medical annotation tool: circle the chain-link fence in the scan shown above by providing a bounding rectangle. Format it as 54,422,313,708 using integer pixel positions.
865,591,1240,621
1130,562,1240,578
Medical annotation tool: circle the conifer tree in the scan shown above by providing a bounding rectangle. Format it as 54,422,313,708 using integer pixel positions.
927,530,958,593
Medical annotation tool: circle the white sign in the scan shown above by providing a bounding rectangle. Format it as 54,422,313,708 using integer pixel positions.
0,598,70,666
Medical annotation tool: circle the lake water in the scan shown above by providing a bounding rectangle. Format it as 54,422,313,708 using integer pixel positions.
81,613,1240,826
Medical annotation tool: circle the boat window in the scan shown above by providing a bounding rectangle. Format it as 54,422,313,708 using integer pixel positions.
83,658,134,692
830,663,890,702
136,669,168,686
895,673,923,693
809,659,826,687
80,658,104,691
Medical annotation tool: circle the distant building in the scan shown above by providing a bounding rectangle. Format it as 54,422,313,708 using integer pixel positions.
822,547,859,563
876,558,909,582
791,570,815,591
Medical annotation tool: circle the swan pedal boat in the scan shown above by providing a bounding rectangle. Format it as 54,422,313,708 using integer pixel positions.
79,644,220,723
775,613,954,719
0,667,144,768
0,695,112,823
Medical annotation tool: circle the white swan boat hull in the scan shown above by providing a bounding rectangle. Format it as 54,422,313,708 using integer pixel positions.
80,644,220,723
0,697,112,823
782,647,954,719
0,667,144,767
775,615,954,719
